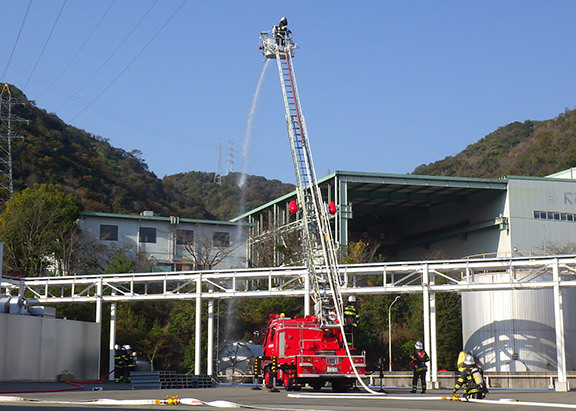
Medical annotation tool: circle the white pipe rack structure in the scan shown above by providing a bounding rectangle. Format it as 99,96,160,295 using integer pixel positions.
2,255,575,391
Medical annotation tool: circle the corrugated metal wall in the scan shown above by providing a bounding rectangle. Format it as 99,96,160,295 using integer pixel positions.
0,314,100,381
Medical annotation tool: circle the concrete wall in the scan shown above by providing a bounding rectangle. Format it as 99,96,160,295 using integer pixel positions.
0,313,100,381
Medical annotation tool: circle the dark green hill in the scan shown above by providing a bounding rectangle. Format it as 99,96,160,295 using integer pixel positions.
7,82,576,219
3,84,294,220
163,172,294,221
413,109,576,177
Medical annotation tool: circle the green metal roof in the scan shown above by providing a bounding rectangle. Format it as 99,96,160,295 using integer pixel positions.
80,211,247,227
231,170,508,222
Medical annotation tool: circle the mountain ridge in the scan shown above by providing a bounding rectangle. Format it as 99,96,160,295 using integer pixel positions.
4,83,576,220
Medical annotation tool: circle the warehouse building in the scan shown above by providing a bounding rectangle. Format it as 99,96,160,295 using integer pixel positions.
234,168,576,381
234,169,576,264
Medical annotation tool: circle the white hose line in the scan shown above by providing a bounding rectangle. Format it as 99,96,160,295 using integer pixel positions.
0,397,161,405
288,393,447,401
289,393,576,408
0,395,340,410
468,398,576,409
336,317,379,395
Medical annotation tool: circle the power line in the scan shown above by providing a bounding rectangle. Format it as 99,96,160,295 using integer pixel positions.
35,0,117,100
1,0,33,81
68,0,187,122
23,0,68,90
56,0,160,113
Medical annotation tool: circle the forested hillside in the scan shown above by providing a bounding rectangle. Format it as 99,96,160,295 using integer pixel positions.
5,81,576,374
8,82,576,221
163,172,294,220
413,109,576,177
3,84,294,220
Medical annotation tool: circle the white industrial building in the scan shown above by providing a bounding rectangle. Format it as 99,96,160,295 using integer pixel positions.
78,211,248,272
236,169,576,264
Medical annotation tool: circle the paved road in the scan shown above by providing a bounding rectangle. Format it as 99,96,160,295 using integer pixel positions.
0,382,574,410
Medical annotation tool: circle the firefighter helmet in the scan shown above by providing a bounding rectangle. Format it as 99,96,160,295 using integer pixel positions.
123,344,132,350
280,17,287,26
464,353,475,365
415,340,423,350
348,295,356,303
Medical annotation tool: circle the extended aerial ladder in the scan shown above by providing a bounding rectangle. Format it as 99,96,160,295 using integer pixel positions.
259,31,344,325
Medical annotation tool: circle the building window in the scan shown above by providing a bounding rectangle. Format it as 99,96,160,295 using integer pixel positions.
534,210,576,222
213,231,230,247
140,227,157,243
176,229,194,245
100,225,118,241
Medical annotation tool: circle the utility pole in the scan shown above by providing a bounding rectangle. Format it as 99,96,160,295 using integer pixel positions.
0,84,26,201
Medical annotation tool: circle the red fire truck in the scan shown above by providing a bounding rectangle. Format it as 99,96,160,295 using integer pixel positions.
256,26,365,392
259,314,365,392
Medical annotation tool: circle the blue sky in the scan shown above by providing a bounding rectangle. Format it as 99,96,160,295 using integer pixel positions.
1,1,575,185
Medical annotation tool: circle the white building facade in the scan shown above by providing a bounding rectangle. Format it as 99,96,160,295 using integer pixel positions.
79,211,248,272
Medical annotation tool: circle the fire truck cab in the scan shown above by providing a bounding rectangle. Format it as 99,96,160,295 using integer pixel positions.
259,314,365,392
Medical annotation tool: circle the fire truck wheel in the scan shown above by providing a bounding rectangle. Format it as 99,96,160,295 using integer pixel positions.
331,380,352,393
310,381,324,391
263,368,273,389
284,374,294,391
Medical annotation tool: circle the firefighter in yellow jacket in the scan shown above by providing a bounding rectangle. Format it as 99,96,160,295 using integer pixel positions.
343,295,359,347
273,17,291,46
453,353,488,400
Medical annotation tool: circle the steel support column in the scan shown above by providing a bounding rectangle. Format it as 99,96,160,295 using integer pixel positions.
207,298,214,376
304,272,311,316
108,299,116,380
553,259,569,391
430,283,438,388
422,264,431,388
195,276,202,375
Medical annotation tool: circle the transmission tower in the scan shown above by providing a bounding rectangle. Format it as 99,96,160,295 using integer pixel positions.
227,140,234,175
0,84,26,202
214,142,223,185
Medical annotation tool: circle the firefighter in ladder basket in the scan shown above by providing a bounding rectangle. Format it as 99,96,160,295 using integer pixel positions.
273,17,291,47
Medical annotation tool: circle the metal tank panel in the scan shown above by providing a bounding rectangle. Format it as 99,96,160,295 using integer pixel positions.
462,272,576,372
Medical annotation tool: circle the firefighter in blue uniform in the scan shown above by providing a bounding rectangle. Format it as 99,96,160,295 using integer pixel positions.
409,340,429,393
453,353,488,400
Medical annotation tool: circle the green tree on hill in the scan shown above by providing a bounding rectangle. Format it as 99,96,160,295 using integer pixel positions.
0,183,82,276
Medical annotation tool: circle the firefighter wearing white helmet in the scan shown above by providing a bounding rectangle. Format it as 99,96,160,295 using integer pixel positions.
343,295,359,347
119,344,136,383
113,344,125,383
452,353,488,400
409,340,429,393
273,17,291,47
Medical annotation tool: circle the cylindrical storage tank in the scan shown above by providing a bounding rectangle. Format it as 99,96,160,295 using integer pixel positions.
462,272,576,372
217,341,262,382
0,296,10,313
